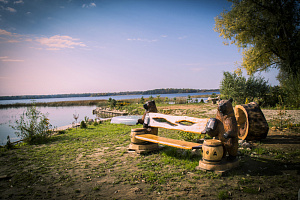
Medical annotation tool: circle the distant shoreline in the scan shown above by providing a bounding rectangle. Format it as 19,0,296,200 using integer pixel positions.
0,94,215,108
0,88,219,101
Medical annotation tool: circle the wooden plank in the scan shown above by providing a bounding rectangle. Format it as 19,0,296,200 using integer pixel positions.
147,113,209,134
135,134,202,150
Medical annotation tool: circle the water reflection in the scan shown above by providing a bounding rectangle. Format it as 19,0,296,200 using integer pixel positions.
0,106,97,145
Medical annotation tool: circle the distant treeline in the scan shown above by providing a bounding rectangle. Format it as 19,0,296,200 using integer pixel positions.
0,88,219,101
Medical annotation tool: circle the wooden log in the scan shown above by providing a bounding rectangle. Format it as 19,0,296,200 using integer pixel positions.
234,102,269,141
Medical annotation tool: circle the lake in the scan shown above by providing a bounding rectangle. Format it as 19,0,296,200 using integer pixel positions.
0,106,97,145
0,92,218,145
0,92,217,105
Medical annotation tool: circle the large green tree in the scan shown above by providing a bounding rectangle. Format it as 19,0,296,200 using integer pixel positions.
215,0,300,77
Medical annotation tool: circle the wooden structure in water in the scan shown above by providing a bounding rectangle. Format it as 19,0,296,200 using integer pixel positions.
93,108,128,118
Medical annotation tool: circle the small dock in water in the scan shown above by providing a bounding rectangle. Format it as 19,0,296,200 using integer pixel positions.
93,108,128,118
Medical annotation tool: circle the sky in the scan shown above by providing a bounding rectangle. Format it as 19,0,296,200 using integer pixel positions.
0,0,279,96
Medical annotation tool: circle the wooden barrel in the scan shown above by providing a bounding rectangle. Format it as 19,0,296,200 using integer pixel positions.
234,102,269,141
130,128,147,144
202,139,223,163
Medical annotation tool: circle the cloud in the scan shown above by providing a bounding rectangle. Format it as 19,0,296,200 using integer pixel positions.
127,38,158,43
0,29,23,43
82,3,96,8
14,0,24,4
178,36,188,40
36,35,87,50
0,56,24,62
0,0,8,3
5,7,17,12
0,29,13,36
6,39,19,43
190,67,205,72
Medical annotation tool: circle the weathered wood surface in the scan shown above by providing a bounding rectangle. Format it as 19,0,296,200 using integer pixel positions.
93,108,128,117
134,134,202,150
235,102,269,140
148,113,209,134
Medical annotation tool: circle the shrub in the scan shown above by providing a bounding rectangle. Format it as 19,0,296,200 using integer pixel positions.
80,121,87,129
220,71,269,104
93,121,98,126
11,105,52,144
5,136,14,150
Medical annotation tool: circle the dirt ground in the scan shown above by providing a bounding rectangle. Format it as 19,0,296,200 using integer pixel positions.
0,105,299,199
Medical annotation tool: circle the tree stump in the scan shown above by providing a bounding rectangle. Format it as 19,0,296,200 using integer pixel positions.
234,102,269,141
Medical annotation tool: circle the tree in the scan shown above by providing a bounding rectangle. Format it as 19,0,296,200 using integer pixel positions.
220,71,269,104
278,70,300,107
215,0,300,77
187,95,192,104
164,97,169,104
156,95,161,103
11,105,52,144
140,96,145,104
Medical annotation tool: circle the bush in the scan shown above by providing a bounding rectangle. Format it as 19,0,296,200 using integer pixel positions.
280,73,300,108
80,121,87,129
93,121,98,126
5,136,14,150
220,71,269,104
10,105,52,144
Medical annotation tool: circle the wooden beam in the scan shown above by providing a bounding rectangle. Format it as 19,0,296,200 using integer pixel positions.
148,113,209,134
135,134,202,150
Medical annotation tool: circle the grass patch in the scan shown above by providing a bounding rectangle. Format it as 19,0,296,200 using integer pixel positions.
1,105,300,199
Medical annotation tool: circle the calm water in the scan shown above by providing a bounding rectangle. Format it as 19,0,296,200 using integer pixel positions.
0,92,218,145
0,92,217,105
0,106,97,145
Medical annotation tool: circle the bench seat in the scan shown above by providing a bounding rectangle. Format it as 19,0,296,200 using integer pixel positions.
135,134,202,150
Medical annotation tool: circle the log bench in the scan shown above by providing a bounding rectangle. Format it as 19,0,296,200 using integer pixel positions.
128,112,239,173
128,113,209,151
128,102,268,173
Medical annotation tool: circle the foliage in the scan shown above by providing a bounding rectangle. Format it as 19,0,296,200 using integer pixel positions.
187,95,192,103
149,95,154,101
10,105,52,144
270,96,296,129
279,72,300,108
108,98,117,109
5,136,14,150
178,131,201,142
0,88,220,101
211,93,217,98
263,86,284,107
140,96,145,104
217,190,230,200
215,0,300,77
93,121,98,126
84,116,89,123
164,97,169,104
220,71,269,104
156,95,161,103
80,121,87,129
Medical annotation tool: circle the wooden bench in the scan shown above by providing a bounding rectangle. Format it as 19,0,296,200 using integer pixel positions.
129,113,209,152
